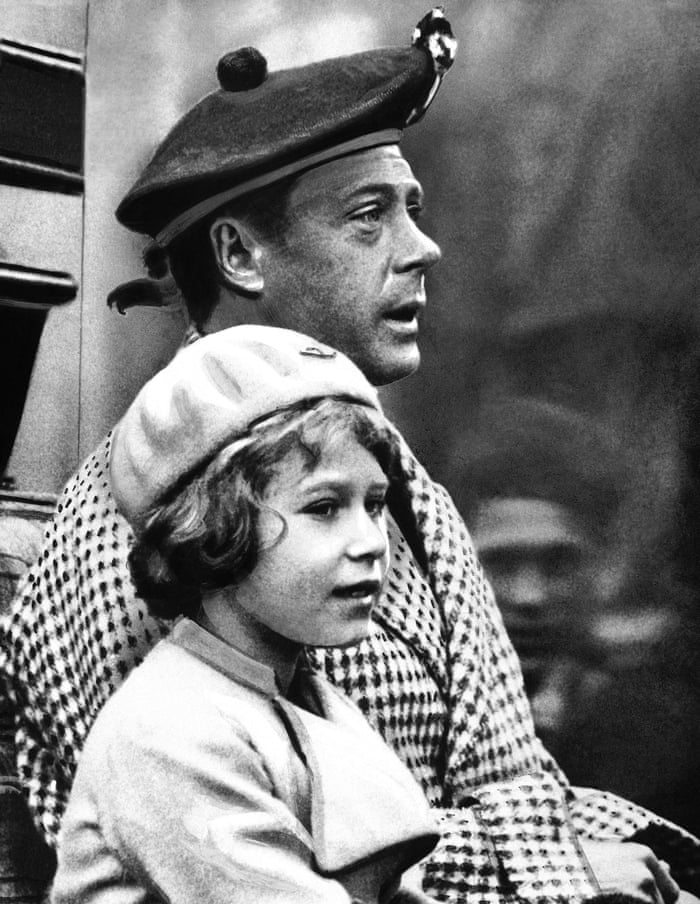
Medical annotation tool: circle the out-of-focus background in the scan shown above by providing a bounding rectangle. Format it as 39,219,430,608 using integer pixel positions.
1,0,699,864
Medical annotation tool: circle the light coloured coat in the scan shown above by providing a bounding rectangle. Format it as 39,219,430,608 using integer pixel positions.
51,619,438,904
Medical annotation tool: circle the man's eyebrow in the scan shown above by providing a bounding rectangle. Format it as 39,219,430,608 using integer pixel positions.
341,181,424,203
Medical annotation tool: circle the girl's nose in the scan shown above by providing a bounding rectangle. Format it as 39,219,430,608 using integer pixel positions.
347,511,388,562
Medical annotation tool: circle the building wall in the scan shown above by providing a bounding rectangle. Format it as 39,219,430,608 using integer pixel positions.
0,0,86,496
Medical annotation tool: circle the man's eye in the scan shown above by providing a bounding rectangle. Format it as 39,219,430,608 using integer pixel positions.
407,202,424,222
351,205,383,226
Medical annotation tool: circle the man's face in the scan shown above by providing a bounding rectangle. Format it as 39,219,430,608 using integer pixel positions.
254,145,441,386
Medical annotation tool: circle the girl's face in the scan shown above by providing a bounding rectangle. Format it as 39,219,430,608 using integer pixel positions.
227,437,390,657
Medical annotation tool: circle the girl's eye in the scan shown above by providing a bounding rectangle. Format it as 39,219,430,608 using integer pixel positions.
366,496,387,518
304,499,339,518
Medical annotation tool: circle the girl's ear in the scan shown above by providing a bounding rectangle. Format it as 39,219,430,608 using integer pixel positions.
210,216,264,295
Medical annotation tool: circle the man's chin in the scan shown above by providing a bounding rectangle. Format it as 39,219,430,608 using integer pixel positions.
365,348,421,387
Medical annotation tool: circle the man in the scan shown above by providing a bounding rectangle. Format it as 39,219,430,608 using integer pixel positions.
1,11,698,903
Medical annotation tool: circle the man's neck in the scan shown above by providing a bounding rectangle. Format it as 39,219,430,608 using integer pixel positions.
203,291,268,334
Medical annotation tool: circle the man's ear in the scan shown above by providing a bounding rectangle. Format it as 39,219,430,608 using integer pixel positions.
210,216,264,296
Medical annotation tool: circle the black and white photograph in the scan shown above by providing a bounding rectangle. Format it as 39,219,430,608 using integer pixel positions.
1,2,699,902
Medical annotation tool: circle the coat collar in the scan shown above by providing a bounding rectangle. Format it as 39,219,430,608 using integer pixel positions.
170,617,282,697
169,617,437,877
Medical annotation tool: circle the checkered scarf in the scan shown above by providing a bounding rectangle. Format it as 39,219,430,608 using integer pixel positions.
1,428,699,902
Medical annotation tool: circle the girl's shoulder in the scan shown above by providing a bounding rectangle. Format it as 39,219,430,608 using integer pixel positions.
82,637,285,770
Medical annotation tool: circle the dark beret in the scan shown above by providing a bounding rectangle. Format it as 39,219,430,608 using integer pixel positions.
116,8,457,244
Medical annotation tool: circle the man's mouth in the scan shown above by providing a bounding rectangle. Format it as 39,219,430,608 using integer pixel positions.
383,301,422,329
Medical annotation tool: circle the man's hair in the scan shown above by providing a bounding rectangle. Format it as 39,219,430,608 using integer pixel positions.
166,175,296,330
128,397,399,620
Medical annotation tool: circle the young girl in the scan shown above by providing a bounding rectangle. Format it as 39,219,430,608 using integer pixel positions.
51,325,438,904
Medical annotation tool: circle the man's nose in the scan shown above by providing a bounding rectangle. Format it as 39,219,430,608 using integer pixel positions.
396,218,442,273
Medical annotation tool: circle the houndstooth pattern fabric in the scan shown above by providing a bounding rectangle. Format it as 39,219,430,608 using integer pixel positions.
2,429,700,901
425,774,598,904
0,436,170,841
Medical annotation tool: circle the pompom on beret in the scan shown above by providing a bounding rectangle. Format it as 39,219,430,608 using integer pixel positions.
216,46,268,92
116,8,457,245
109,325,381,529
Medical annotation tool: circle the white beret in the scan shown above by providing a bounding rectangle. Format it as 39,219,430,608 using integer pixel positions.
109,324,380,528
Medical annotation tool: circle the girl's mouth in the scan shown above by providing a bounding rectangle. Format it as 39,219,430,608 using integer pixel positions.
333,580,382,599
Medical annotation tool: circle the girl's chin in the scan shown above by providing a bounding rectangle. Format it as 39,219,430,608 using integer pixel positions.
307,625,372,650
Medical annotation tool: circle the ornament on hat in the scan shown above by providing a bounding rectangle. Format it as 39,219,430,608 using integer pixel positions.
407,7,457,124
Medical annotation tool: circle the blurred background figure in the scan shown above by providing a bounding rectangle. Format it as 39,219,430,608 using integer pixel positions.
473,495,593,716
453,395,700,835
454,399,624,748
458,399,623,752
